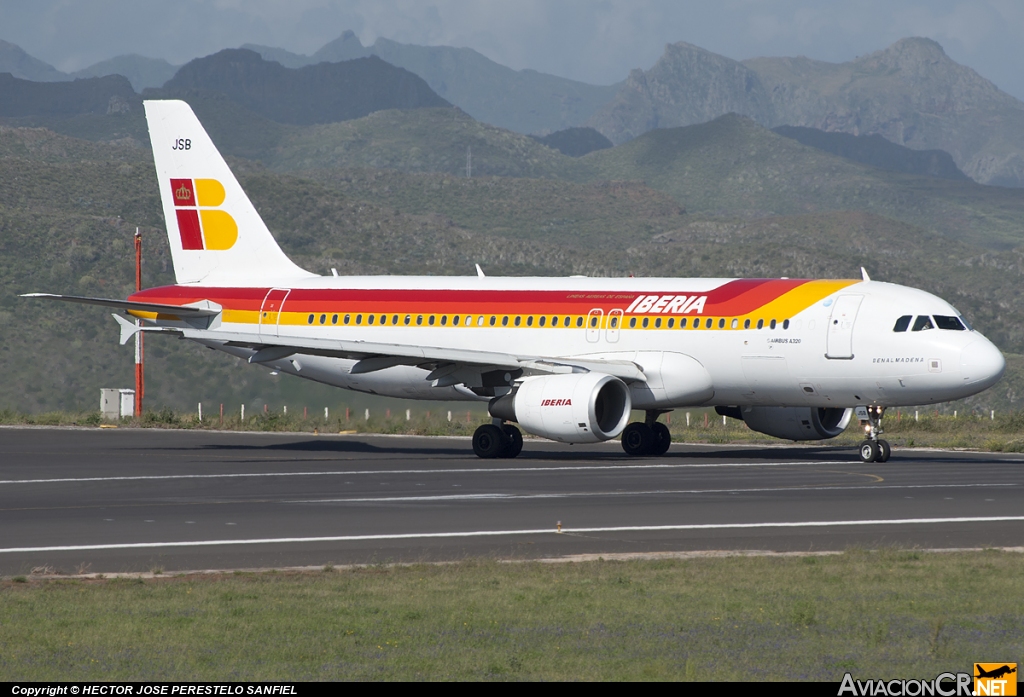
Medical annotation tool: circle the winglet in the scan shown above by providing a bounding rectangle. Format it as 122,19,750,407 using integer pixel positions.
861,267,871,282
112,313,141,346
475,264,485,278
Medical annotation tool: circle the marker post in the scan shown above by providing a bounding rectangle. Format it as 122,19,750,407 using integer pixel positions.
134,228,144,417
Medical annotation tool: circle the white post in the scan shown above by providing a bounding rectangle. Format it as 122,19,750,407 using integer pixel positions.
953,410,957,418
283,405,287,415
324,407,329,420
915,410,919,422
406,409,411,421
722,415,727,426
241,404,245,421
991,410,995,420
198,403,202,422
686,412,691,427
365,408,370,421
447,410,452,422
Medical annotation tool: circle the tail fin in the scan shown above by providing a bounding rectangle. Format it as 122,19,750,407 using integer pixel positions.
144,100,315,285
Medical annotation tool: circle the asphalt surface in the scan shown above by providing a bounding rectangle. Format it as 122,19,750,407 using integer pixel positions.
0,427,1022,575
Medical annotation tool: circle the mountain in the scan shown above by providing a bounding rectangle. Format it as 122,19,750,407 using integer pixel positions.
587,42,774,145
246,31,622,135
530,127,613,157
579,114,1024,250
590,37,1024,187
72,54,179,91
0,73,136,118
161,49,449,126
772,126,968,181
0,39,65,81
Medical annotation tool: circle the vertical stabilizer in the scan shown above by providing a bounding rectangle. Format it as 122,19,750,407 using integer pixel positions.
144,100,316,285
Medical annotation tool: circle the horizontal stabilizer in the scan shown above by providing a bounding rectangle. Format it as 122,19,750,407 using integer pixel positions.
22,293,222,317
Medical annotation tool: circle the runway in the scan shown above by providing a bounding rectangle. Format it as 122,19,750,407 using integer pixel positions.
1,427,1022,574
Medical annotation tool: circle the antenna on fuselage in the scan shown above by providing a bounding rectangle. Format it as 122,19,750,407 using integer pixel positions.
861,267,871,282
475,264,486,278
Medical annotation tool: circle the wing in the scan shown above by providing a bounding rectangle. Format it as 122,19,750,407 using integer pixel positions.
22,293,222,317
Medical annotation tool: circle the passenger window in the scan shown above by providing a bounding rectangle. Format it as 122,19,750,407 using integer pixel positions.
331,314,338,325
379,315,386,325
757,319,764,329
575,317,582,327
610,317,618,328
453,315,460,326
744,319,750,329
416,315,423,326
934,315,966,331
502,316,509,327
404,315,411,325
355,314,362,325
440,315,447,326
477,316,484,326
319,314,326,325
782,319,789,329
655,318,662,328
893,315,912,332
667,318,674,328
912,316,934,331
589,316,597,328
514,316,521,327
342,314,349,325
705,318,712,329
367,314,374,325
718,318,725,329
551,316,558,326
642,317,649,328
770,319,776,329
392,315,399,325
489,316,496,326
539,316,546,327
307,314,314,325
680,318,687,328
428,315,435,326
527,316,533,327
731,318,738,329
629,317,637,328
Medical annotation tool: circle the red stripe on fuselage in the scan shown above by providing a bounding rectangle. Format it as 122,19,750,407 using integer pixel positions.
128,279,811,316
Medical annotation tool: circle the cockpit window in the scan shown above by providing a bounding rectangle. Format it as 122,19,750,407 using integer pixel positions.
893,315,912,332
934,315,966,330
912,316,934,331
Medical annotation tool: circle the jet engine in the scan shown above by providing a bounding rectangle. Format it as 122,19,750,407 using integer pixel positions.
489,373,631,444
717,406,853,441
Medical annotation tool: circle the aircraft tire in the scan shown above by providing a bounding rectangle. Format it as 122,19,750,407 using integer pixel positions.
473,424,507,459
500,425,523,458
621,422,654,456
877,439,891,463
650,422,671,456
859,440,880,463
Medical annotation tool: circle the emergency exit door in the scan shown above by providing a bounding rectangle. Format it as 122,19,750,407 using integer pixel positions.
826,295,863,359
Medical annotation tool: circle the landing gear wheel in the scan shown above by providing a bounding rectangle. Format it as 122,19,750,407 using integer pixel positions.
621,422,654,456
877,439,891,463
859,440,880,463
500,425,523,458
473,424,506,459
650,422,671,456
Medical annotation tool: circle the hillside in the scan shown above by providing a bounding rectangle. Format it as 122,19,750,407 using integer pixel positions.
772,126,968,181
589,37,1024,188
579,114,1024,250
0,73,135,118
530,127,613,157
4,126,1024,415
162,49,449,126
245,31,621,135
265,107,585,179
72,54,179,92
0,39,65,81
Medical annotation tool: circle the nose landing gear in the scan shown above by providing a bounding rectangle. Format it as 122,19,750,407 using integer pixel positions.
858,405,890,462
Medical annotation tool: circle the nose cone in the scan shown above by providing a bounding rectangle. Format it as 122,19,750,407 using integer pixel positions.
960,338,1006,391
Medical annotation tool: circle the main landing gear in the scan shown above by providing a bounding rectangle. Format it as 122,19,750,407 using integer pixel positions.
472,420,523,459
859,405,891,463
621,411,671,457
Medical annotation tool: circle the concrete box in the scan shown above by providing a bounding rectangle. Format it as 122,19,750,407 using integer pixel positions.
101,388,135,419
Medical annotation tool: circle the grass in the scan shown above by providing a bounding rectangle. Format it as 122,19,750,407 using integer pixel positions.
6,406,1024,453
1,550,1021,680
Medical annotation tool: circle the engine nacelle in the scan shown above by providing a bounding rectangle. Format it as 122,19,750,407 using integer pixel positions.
721,406,853,441
490,373,631,444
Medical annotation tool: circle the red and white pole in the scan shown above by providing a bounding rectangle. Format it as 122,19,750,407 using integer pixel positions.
134,228,144,417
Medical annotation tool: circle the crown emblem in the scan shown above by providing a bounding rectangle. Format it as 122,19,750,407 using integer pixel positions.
175,185,192,201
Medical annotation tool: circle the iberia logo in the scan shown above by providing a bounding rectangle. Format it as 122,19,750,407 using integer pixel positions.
170,178,238,251
975,664,1017,696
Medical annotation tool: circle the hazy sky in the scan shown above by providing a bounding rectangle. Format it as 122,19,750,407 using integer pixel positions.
5,0,1024,100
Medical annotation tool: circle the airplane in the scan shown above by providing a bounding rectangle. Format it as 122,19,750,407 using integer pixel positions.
975,665,1016,680
23,100,1006,462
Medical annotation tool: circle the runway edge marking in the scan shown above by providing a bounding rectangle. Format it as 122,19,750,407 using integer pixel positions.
3,515,1024,554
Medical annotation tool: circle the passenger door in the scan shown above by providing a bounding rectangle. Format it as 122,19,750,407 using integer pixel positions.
826,295,863,359
259,288,290,340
